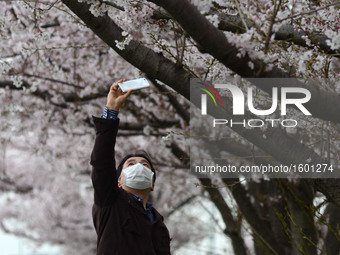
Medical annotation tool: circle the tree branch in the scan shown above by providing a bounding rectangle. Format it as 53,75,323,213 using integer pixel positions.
211,9,340,57
0,80,51,100
324,203,340,255
0,176,33,194
168,141,248,255
61,0,191,101
23,73,85,89
283,181,318,255
200,178,248,255
148,0,340,124
101,1,340,58
148,77,190,124
0,222,40,242
0,79,107,107
167,195,196,217
211,138,278,166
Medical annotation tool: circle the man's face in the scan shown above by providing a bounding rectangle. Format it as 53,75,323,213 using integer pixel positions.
122,156,152,170
118,156,154,190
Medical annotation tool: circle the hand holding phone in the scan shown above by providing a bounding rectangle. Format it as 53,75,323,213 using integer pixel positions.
106,79,133,111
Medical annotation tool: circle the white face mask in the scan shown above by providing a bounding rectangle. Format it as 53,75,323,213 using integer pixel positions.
120,163,154,190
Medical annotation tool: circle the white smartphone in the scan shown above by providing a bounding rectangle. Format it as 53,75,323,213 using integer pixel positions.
118,78,150,92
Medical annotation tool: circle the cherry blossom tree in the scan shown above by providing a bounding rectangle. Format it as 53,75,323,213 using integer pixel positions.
1,0,340,254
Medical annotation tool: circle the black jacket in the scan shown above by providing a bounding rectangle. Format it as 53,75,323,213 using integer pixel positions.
90,116,171,255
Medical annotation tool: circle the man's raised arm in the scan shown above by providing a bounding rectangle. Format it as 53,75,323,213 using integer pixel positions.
90,79,133,206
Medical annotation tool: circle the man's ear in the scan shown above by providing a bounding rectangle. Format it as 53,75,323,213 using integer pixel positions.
118,173,124,188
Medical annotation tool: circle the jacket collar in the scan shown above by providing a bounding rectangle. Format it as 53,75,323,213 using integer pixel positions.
121,189,163,223
130,193,153,210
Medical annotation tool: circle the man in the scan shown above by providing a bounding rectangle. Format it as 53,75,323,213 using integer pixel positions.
90,79,171,255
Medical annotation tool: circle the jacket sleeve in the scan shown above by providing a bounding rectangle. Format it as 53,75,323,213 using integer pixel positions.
90,116,120,206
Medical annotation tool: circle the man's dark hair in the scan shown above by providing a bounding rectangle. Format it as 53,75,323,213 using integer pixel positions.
117,150,156,183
